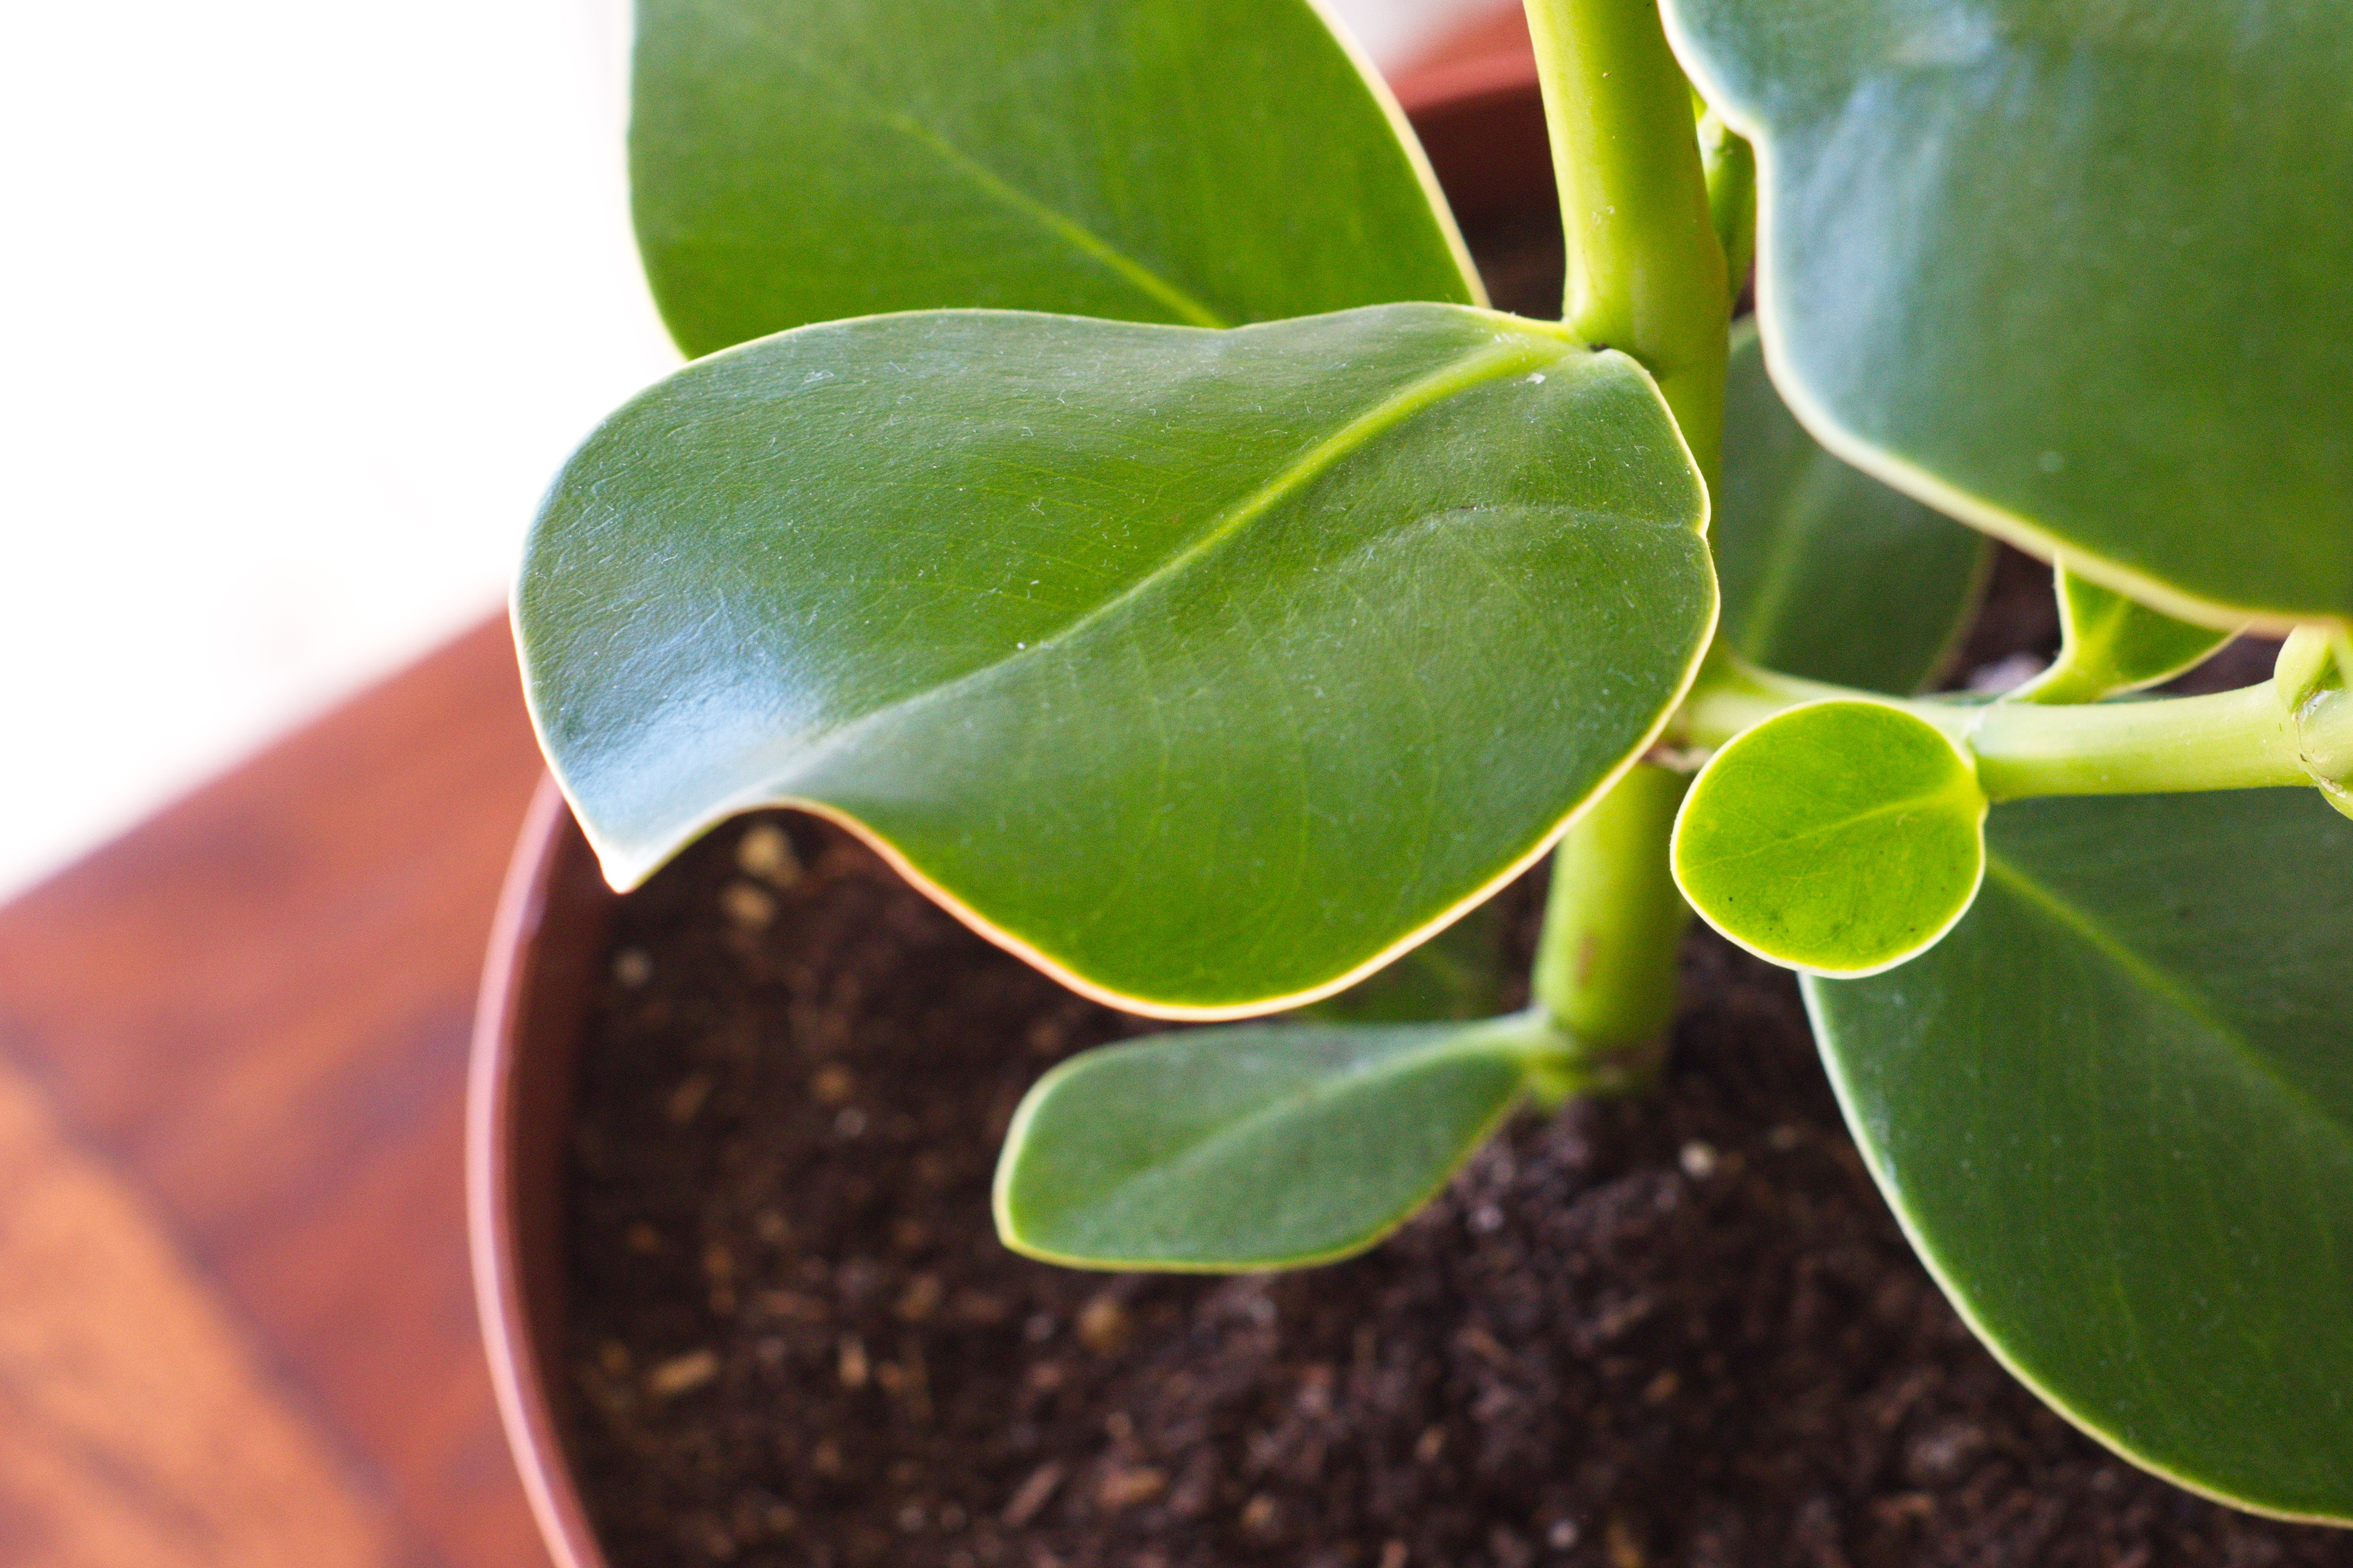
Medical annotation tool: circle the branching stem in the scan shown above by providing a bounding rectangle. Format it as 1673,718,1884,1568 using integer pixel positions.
1675,653,2344,802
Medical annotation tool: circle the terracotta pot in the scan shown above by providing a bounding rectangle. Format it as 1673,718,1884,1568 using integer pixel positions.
468,44,1554,1568
470,775,615,1568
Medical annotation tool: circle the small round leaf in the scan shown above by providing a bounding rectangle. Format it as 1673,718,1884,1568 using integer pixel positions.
1672,700,1988,976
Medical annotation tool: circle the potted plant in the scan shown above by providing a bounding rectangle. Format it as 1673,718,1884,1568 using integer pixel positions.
476,0,2353,1561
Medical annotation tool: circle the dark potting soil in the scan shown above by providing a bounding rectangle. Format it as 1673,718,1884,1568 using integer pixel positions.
563,825,2349,1568
558,218,2340,1568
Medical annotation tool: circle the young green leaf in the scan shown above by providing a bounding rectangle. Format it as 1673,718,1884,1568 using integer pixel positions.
1714,324,1989,693
1672,700,1987,976
1807,791,2353,1521
2018,567,2236,705
521,304,1715,1017
1662,0,2353,626
995,1014,1552,1269
631,0,1478,357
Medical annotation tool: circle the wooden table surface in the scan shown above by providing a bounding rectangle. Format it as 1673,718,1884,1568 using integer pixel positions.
0,618,549,1568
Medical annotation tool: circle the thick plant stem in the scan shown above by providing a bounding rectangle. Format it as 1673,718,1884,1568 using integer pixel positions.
1523,0,1728,479
1518,0,1723,1094
1531,765,1692,1094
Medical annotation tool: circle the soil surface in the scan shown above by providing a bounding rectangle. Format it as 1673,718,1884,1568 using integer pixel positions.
557,217,2338,1568
563,820,2347,1568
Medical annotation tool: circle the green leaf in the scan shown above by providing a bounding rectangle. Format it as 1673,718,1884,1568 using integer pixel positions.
631,0,1479,357
995,1013,1546,1269
1293,903,1504,1024
1672,699,1987,975
1661,0,2353,626
2020,566,2237,705
521,304,1715,1016
1714,324,1989,693
1807,791,2353,1521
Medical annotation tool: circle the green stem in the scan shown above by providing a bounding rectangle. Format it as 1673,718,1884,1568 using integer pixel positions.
1517,0,1725,1099
1968,684,2307,799
1674,654,2329,801
1523,0,1729,481
1697,109,1755,305
1672,653,1851,750
1530,764,1692,1093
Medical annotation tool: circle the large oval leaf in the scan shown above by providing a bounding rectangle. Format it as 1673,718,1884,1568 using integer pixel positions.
996,1014,1548,1269
631,0,1479,356
521,304,1715,1016
1714,323,1987,693
1662,0,2353,626
1808,791,2353,1520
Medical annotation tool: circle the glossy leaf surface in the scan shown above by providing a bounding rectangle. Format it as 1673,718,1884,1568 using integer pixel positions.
1715,325,1987,693
521,305,1715,1016
1674,700,1986,975
2020,567,2234,704
1808,791,2353,1519
1663,0,2353,625
996,1015,1541,1268
632,0,1478,356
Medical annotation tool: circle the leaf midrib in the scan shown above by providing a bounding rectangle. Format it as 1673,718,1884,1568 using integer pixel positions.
763,330,1577,785
679,0,1230,328
1983,850,2353,1161
1684,771,1980,872
1034,1028,1527,1235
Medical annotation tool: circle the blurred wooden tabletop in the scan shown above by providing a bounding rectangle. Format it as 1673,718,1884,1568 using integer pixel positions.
0,617,548,1568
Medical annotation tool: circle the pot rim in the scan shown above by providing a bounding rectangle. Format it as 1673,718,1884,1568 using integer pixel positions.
469,774,610,1568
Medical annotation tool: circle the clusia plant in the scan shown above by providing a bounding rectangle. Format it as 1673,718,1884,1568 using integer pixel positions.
518,0,2353,1524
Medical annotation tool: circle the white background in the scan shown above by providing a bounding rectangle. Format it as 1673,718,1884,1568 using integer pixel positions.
0,0,1501,898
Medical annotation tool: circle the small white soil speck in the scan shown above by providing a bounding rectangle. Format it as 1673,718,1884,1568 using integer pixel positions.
666,1072,715,1125
735,822,801,887
838,1334,869,1389
720,880,777,929
645,1347,718,1398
